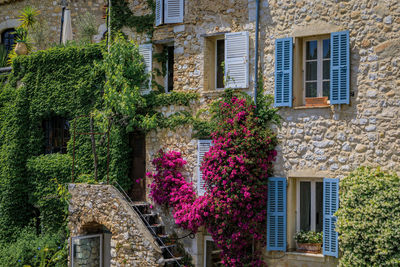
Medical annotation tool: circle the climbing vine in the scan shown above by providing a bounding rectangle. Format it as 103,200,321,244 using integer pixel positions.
148,89,280,266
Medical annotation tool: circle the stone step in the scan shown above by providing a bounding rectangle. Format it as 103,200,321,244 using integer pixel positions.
162,257,183,266
147,223,164,235
142,213,158,225
131,202,150,215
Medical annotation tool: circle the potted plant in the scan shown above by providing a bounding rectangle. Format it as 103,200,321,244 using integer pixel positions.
14,27,28,55
294,231,323,253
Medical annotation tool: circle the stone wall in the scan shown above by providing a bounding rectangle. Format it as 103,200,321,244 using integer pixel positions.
68,183,163,267
0,0,104,45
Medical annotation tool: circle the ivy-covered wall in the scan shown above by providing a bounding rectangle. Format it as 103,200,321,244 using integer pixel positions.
0,44,133,243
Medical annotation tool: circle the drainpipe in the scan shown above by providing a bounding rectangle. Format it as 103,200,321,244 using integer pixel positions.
108,0,112,53
253,0,261,107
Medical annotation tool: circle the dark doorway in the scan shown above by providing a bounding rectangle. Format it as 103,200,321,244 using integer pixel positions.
129,133,146,201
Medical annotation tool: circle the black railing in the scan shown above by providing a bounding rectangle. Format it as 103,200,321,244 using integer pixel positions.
112,181,182,267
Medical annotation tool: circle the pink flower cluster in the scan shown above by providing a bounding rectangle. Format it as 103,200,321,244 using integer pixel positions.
148,95,278,266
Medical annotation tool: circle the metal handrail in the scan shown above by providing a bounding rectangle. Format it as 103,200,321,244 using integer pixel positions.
112,181,182,267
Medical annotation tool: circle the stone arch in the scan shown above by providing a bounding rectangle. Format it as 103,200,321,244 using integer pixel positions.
0,19,20,43
68,184,163,266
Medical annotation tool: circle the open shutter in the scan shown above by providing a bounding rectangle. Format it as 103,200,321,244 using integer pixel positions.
330,31,350,104
155,0,163,26
323,178,339,257
164,0,184,24
274,38,293,107
139,44,153,95
197,140,211,196
267,177,286,251
225,32,249,89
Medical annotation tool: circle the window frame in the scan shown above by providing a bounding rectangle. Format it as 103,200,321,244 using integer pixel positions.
302,35,330,102
71,234,103,267
296,178,323,233
203,236,222,267
215,37,225,90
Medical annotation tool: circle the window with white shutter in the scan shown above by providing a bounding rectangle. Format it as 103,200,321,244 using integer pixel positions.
155,0,163,26
197,140,212,196
155,0,184,25
139,44,153,95
225,32,249,89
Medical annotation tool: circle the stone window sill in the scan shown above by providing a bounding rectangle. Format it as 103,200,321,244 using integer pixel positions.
293,105,331,110
286,251,326,262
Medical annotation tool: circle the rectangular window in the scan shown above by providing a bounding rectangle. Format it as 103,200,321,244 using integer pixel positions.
166,45,174,92
303,37,331,100
43,117,70,154
204,236,222,267
216,39,225,89
297,178,324,233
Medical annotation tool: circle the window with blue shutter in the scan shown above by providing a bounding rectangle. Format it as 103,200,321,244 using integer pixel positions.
330,31,350,105
323,178,339,257
274,38,293,107
267,177,287,251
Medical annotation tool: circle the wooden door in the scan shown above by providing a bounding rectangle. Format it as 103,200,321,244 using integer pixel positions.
129,133,146,201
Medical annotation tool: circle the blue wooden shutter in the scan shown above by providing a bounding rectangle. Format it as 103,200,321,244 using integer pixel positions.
267,177,286,251
330,31,350,104
274,38,292,107
323,178,339,257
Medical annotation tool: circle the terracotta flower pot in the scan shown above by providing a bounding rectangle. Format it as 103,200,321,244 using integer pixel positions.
15,42,28,55
296,243,322,253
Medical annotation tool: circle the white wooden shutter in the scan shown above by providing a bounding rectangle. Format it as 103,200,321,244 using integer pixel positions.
197,140,212,196
155,0,163,26
164,0,184,24
139,44,153,95
225,32,249,89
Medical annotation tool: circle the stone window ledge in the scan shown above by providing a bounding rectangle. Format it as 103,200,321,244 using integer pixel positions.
286,251,326,262
293,105,331,110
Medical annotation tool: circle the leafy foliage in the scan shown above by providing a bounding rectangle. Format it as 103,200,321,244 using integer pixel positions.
336,167,400,266
294,231,323,244
148,89,279,266
76,12,98,44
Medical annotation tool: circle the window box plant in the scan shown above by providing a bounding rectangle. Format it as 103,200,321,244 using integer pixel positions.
294,231,323,253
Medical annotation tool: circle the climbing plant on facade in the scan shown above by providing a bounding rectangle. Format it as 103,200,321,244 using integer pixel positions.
148,89,280,266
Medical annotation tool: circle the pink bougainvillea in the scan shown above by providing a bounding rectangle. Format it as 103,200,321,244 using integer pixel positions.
148,92,278,266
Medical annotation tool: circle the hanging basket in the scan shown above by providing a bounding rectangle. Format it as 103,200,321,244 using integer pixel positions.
15,42,28,55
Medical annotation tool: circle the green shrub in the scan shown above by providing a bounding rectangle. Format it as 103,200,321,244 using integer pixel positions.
27,154,72,233
294,231,323,244
0,226,66,267
336,167,400,266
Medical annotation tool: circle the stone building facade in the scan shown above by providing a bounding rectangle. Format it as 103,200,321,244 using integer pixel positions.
2,0,399,266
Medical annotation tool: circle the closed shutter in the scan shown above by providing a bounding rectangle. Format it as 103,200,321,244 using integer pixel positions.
330,31,350,104
155,0,163,26
139,44,153,95
274,38,293,107
323,178,339,257
225,32,249,89
197,140,212,196
267,177,287,251
164,0,184,24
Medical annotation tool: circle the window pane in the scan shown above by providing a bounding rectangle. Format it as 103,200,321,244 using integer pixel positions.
167,46,174,92
305,82,317,98
315,182,324,232
323,39,331,59
300,182,311,231
206,240,221,267
323,60,330,80
305,61,317,81
323,81,330,98
306,40,318,60
216,39,225,89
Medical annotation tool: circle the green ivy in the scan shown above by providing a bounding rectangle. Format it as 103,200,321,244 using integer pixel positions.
111,0,155,36
336,167,400,266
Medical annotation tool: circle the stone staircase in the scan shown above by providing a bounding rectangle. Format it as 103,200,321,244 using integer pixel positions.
131,202,184,267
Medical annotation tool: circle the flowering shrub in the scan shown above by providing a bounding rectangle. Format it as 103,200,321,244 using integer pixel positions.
148,90,279,266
